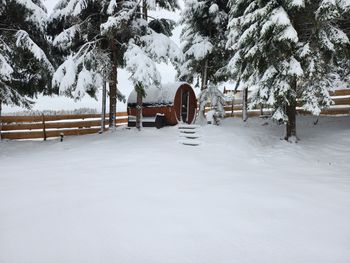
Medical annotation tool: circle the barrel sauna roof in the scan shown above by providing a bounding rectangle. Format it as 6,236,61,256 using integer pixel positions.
127,82,189,106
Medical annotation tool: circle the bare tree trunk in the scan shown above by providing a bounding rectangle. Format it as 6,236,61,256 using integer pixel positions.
201,59,208,91
0,99,2,141
100,81,107,133
242,87,248,122
135,0,148,131
109,40,118,129
196,59,209,125
142,0,148,19
285,80,297,141
136,91,142,130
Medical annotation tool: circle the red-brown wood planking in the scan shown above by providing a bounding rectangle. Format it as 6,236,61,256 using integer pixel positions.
0,113,128,140
0,112,128,123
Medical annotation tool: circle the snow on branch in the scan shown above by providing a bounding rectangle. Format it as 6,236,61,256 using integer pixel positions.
50,0,86,21
15,30,54,73
100,1,138,35
124,42,161,90
140,30,184,65
53,24,79,50
0,82,32,108
53,56,77,93
107,0,117,15
0,54,14,81
15,0,47,30
261,7,298,43
52,41,107,100
184,33,213,60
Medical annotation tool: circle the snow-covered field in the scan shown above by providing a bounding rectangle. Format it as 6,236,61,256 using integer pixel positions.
1,116,350,263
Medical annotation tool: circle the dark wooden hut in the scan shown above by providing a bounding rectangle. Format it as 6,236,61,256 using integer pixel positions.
127,82,197,127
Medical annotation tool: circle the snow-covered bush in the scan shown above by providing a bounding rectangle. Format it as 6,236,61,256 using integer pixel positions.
197,83,226,125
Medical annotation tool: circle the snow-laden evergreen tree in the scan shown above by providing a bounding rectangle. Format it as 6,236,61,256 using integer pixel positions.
198,82,226,125
294,1,350,117
49,0,183,129
48,0,119,127
115,0,183,130
179,0,229,126
0,0,53,115
179,0,229,89
226,0,350,141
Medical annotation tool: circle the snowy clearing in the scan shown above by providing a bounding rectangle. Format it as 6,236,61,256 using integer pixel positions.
1,116,350,263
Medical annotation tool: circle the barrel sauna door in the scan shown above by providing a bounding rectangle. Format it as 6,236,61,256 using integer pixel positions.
181,91,189,123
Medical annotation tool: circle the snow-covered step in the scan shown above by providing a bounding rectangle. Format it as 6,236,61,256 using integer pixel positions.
179,139,201,146
179,134,200,139
178,124,200,130
178,124,201,146
179,129,199,134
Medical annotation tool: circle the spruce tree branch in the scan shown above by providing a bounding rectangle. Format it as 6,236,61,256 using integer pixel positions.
76,13,100,28
0,27,19,32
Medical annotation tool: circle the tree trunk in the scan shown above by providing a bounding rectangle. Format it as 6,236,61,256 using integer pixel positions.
109,40,118,129
285,80,297,141
142,0,148,19
242,87,248,122
136,91,142,131
201,59,208,91
100,81,107,133
135,0,148,131
0,99,2,141
197,59,209,125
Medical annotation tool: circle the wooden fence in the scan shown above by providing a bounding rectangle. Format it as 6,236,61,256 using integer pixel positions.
221,89,350,118
0,112,128,140
1,89,349,140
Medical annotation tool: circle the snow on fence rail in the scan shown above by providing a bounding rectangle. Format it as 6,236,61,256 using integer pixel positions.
0,113,128,140
219,89,350,118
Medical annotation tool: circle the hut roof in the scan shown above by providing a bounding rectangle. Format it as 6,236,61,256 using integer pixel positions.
127,82,189,106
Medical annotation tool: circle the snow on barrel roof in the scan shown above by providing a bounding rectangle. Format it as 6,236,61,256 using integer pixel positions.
128,82,189,105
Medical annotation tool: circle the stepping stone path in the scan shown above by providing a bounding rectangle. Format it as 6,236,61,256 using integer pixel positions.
178,124,201,146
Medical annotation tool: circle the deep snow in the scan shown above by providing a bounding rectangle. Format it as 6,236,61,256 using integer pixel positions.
0,116,350,263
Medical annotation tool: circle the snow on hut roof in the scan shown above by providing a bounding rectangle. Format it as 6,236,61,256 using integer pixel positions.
127,82,189,105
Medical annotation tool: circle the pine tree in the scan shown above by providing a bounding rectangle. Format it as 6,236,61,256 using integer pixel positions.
293,1,350,117
48,0,119,128
104,0,183,130
226,0,350,141
49,0,183,129
179,0,229,89
0,0,53,115
179,0,229,125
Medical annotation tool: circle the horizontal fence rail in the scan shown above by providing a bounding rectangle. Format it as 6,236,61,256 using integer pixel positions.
0,112,128,140
219,89,350,118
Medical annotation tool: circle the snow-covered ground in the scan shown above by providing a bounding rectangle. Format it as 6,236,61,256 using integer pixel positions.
1,116,350,263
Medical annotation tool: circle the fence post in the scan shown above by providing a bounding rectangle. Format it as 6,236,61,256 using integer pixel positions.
231,96,234,117
42,114,47,141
